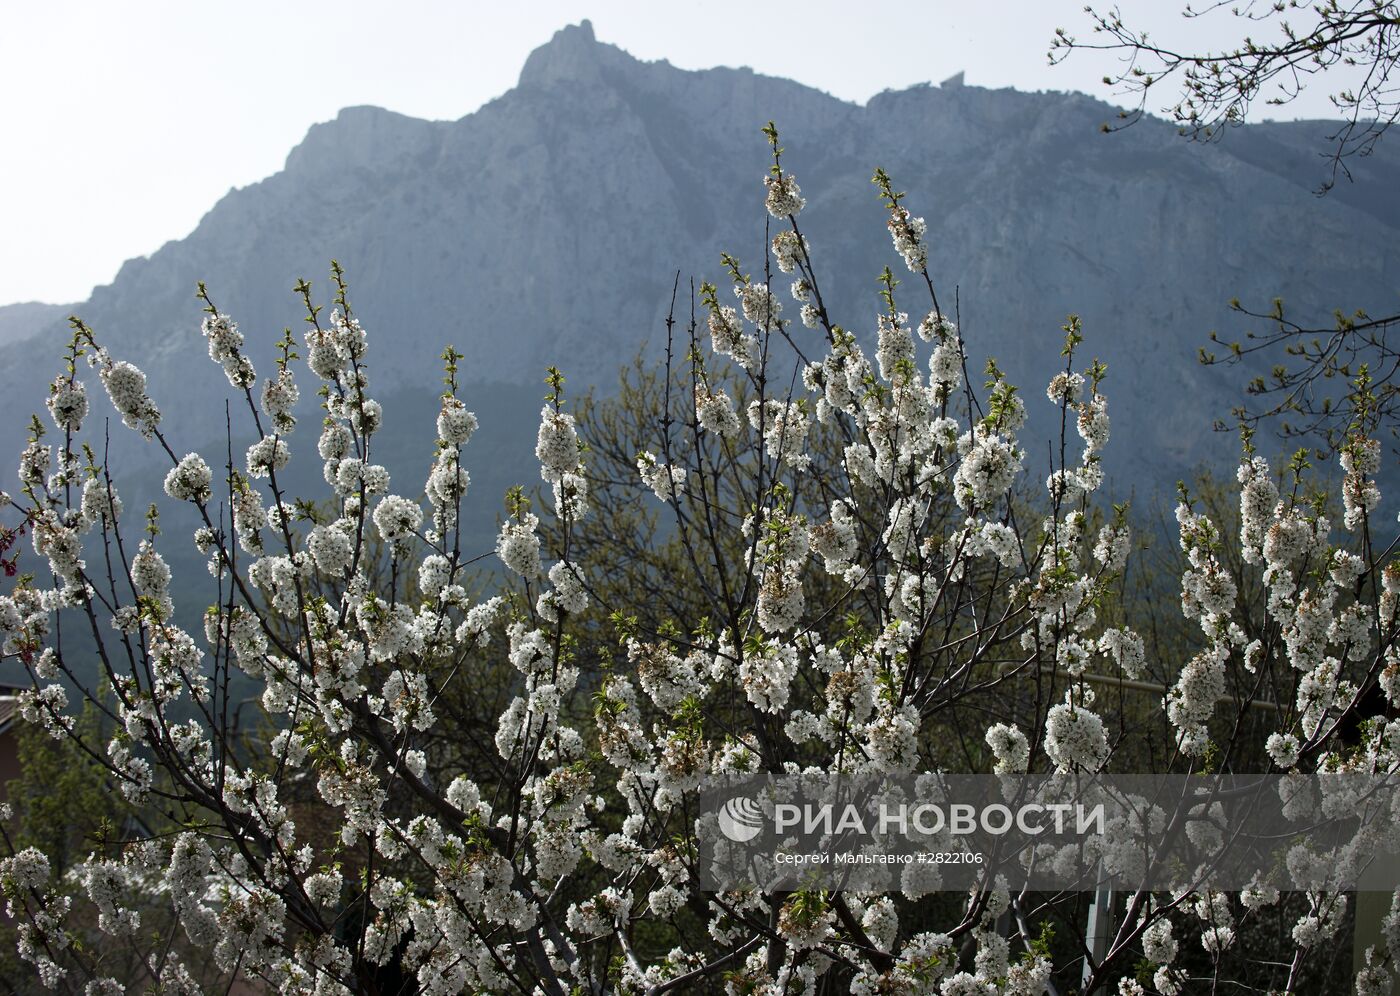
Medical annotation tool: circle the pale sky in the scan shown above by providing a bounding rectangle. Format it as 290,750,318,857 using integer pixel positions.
0,1,1360,306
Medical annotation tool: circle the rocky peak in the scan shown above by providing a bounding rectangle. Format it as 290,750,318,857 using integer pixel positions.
517,20,630,91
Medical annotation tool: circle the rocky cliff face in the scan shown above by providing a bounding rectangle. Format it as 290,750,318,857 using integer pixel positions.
2,19,1395,495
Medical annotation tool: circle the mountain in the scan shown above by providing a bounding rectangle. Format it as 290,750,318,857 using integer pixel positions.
1,19,1396,504
0,302,68,349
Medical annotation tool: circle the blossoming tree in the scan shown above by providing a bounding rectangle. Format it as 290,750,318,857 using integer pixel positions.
0,124,1397,995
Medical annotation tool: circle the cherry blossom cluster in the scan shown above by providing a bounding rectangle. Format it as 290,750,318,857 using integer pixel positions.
0,129,1392,996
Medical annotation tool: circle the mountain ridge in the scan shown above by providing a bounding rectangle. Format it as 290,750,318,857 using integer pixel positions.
1,21,1395,495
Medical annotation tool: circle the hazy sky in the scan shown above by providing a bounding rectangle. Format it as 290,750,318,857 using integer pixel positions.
0,1,1359,305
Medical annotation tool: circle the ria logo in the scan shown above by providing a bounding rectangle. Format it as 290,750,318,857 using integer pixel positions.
718,796,765,843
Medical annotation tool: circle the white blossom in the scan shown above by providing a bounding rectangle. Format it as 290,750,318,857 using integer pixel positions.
536,406,579,482
764,172,805,218
438,397,478,445
1043,700,1109,771
46,379,88,432
887,205,928,271
372,495,422,544
163,453,212,503
497,514,542,579
985,723,1029,774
